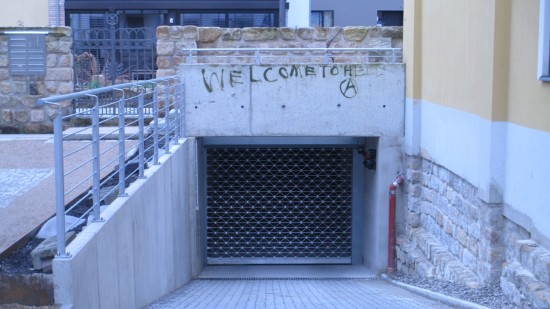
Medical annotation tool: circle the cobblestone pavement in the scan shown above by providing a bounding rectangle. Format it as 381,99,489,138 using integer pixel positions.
146,279,453,309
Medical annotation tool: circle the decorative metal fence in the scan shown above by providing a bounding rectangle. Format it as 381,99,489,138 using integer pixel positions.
73,24,157,91
37,76,184,258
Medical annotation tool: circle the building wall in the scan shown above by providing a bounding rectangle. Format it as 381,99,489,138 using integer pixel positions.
311,0,403,26
287,0,311,27
0,0,49,27
402,0,550,305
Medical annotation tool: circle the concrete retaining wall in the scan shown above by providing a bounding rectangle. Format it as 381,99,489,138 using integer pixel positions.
52,139,195,308
181,63,404,137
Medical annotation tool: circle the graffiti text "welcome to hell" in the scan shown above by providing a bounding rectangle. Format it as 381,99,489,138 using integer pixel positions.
201,65,372,99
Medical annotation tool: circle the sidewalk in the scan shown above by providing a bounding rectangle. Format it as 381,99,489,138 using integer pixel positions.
0,134,135,256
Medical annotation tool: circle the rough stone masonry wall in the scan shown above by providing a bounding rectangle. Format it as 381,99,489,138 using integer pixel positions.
398,156,550,306
397,156,505,288
500,217,550,307
156,26,403,77
0,27,73,133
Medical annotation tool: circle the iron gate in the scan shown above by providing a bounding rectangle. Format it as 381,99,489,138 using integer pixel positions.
206,147,353,264
72,15,156,91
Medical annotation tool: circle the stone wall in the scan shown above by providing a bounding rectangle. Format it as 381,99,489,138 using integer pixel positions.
156,26,403,77
500,218,550,307
397,156,505,287
0,27,73,133
397,156,550,306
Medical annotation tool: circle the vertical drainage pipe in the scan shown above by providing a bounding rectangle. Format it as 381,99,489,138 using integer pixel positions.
388,174,404,273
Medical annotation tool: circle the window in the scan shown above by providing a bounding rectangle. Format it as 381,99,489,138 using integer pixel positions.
539,0,550,81
181,13,226,27
310,11,334,27
377,11,404,27
180,12,277,28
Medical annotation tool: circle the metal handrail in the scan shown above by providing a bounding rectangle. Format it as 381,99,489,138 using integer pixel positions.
183,47,403,64
37,76,185,258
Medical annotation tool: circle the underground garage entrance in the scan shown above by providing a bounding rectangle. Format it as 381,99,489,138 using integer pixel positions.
202,139,367,265
182,63,405,272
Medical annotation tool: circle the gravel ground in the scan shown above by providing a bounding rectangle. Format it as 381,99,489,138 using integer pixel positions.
0,237,42,274
389,271,533,309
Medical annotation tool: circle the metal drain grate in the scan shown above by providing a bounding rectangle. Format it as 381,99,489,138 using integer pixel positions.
206,147,353,264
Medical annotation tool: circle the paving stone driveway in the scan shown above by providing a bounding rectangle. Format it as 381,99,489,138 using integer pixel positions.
146,279,452,309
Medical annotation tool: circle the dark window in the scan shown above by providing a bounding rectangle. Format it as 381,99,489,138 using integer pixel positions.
181,13,226,27
126,16,144,28
70,14,106,30
180,11,277,28
310,11,334,27
377,11,403,26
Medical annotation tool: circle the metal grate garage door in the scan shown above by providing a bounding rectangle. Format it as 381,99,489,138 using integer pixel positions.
206,147,353,264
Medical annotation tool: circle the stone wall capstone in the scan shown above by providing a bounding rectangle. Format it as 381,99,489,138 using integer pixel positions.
0,27,73,133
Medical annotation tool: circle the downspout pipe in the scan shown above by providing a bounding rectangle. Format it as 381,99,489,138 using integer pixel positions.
388,174,404,273
56,0,60,26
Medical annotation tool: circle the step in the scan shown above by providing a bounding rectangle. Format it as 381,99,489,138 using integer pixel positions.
513,239,550,286
501,261,550,307
405,227,481,288
396,237,435,278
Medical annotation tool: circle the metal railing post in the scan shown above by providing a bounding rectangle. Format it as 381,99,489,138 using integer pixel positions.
152,82,160,165
391,49,396,64
188,50,194,64
137,85,146,179
181,79,185,137
164,81,171,155
53,110,68,257
88,94,102,222
324,49,329,64
115,88,127,196
255,49,261,64
173,78,180,142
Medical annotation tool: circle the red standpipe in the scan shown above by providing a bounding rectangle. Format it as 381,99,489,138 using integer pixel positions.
388,174,404,273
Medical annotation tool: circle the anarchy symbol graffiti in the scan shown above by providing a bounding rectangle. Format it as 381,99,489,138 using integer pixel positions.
340,78,358,98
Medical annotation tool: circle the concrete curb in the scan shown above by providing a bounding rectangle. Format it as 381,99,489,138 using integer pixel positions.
381,274,490,309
